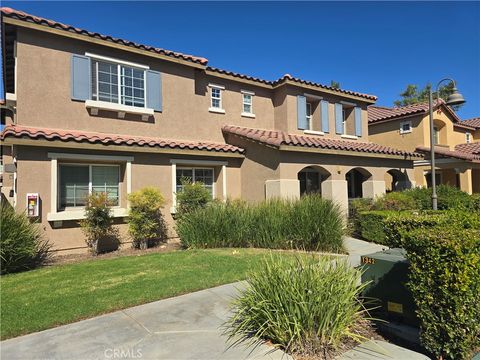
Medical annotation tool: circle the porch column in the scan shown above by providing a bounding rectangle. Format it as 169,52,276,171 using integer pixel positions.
458,169,473,195
362,180,386,199
321,180,348,215
265,179,300,200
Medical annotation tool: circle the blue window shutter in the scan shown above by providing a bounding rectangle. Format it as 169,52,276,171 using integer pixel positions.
146,70,162,112
354,107,362,137
321,100,329,133
335,103,343,134
297,95,307,130
71,54,91,101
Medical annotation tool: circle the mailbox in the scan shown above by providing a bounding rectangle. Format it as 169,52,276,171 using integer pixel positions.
26,193,39,217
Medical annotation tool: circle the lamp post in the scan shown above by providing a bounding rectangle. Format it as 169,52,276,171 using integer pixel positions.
428,78,466,210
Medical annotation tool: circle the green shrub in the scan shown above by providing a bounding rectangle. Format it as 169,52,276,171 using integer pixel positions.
472,193,480,212
0,202,52,274
403,228,480,359
403,185,474,210
225,255,369,355
127,187,167,249
348,198,373,236
175,179,212,217
177,195,344,253
357,211,392,244
80,193,120,254
372,191,417,211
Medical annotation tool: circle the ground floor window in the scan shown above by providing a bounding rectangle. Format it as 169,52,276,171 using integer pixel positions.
176,167,214,197
59,164,120,209
298,169,320,196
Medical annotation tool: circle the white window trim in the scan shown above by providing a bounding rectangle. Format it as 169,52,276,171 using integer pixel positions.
400,120,412,134
466,132,472,144
241,92,254,116
170,159,227,213
208,83,225,113
85,53,150,70
86,53,152,119
341,134,359,140
306,102,313,131
303,130,325,136
47,153,132,221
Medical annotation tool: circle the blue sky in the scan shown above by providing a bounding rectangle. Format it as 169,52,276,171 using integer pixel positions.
2,1,480,119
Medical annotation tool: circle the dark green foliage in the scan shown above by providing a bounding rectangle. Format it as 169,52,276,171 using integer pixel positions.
127,187,167,249
175,179,212,217
357,211,391,244
394,83,463,111
403,228,480,359
225,255,369,354
403,185,475,211
80,193,119,254
177,195,344,253
0,202,51,274
372,191,417,211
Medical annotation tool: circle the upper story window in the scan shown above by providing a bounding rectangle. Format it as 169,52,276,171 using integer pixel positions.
208,84,225,113
466,132,472,144
72,53,162,119
433,126,440,145
335,102,362,138
306,103,313,130
400,120,412,134
241,90,255,118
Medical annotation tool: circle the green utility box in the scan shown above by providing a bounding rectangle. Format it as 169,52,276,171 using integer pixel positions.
360,248,418,326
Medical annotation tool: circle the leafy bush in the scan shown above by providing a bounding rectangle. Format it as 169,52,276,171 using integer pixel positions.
175,179,212,217
80,193,120,254
372,191,417,211
403,228,480,360
225,255,370,355
357,211,391,244
127,187,167,249
472,193,480,212
348,198,373,236
0,202,52,274
177,195,344,253
403,185,474,210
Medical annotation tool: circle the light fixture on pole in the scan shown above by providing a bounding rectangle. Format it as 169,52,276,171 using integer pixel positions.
428,79,466,210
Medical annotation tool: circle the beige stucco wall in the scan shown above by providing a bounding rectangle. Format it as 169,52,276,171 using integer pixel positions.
13,145,242,252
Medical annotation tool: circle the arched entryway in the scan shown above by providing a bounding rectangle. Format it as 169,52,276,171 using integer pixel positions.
345,168,372,199
386,169,411,192
297,166,331,197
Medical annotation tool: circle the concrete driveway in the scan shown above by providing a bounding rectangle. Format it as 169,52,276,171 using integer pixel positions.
0,282,290,360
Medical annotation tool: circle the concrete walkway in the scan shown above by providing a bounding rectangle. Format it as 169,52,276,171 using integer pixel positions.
0,282,290,360
344,236,387,267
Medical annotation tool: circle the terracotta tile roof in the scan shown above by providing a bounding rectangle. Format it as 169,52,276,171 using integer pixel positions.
274,74,377,101
461,117,480,129
416,144,480,163
206,67,273,86
1,125,244,154
0,7,208,65
222,125,420,158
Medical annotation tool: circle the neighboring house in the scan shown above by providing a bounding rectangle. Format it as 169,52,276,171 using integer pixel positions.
368,102,480,194
0,8,419,253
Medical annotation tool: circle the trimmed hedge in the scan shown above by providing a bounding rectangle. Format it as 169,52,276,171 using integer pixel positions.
403,228,480,359
358,210,480,246
177,195,345,253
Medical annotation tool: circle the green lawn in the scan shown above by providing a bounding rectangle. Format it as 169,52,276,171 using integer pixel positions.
1,248,288,340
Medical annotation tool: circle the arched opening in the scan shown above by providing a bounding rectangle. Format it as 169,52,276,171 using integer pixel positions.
297,166,331,197
386,169,411,192
345,168,371,199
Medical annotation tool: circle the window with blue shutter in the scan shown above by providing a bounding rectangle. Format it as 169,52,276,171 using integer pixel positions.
71,54,91,101
354,107,362,137
146,70,162,112
321,100,329,133
297,95,307,130
335,103,343,134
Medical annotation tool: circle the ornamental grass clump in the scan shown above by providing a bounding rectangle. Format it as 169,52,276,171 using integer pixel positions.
177,195,344,253
0,202,52,274
128,187,167,249
225,255,370,356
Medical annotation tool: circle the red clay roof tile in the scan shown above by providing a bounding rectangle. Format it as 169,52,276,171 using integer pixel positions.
416,145,480,163
222,125,420,157
461,117,480,129
1,125,244,154
0,7,209,65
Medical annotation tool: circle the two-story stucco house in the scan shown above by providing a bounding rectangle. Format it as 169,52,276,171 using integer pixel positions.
368,102,480,194
0,8,419,253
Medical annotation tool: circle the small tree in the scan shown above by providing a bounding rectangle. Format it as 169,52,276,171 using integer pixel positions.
80,192,119,254
127,187,167,249
176,178,212,217
394,83,464,111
